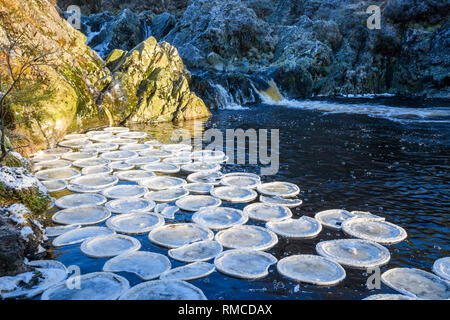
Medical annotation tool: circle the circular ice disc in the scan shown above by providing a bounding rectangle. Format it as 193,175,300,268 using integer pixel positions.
168,240,223,263
211,186,258,203
114,170,155,182
221,176,260,189
35,168,81,181
381,268,450,300
260,195,303,208
105,198,156,214
316,239,391,269
192,207,248,231
64,133,86,140
125,156,159,167
187,171,223,185
162,144,192,152
215,225,278,251
69,173,118,191
140,176,187,190
101,151,138,161
109,161,135,171
62,151,97,161
163,156,192,165
363,294,416,300
433,257,450,281
148,223,214,248
277,254,346,285
183,183,214,195
102,185,147,199
342,218,407,244
257,182,300,197
86,130,109,137
82,165,112,175
120,144,152,152
117,131,147,139
90,133,115,142
103,127,130,133
42,179,67,193
103,251,171,281
34,159,72,171
52,226,114,246
140,149,174,159
55,193,107,209
175,195,222,212
160,262,215,281
82,143,119,153
106,213,164,234
157,205,180,219
214,249,277,279
181,162,220,173
45,224,81,238
350,210,384,221
119,280,206,300
266,216,322,239
41,272,129,300
81,234,141,258
58,138,92,149
36,147,71,156
142,162,180,173
145,188,189,203
72,158,109,168
315,209,355,230
223,172,261,180
144,140,162,147
32,154,60,163
191,150,226,162
52,206,111,225
243,203,292,222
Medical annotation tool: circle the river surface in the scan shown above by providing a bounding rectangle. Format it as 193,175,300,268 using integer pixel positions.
44,98,449,300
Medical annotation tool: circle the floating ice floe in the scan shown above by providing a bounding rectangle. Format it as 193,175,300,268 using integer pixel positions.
52,206,111,225
145,188,189,202
243,203,292,222
81,165,112,175
169,240,223,263
101,150,139,161
82,143,119,152
32,154,60,163
184,183,214,195
223,172,261,180
64,133,87,140
187,171,223,185
277,255,346,286
144,139,163,147
102,185,147,199
432,257,450,281
215,225,278,251
381,268,450,300
140,149,174,159
105,198,156,214
163,156,192,165
162,143,192,153
181,162,221,173
41,179,67,193
257,182,300,197
316,239,391,269
106,213,164,234
314,209,355,230
342,218,407,244
72,158,110,168
175,195,222,212
41,272,129,300
0,260,67,299
80,234,141,258
192,207,248,231
114,170,155,182
103,127,130,133
140,176,187,190
62,151,97,161
148,223,214,248
36,147,71,156
211,186,258,203
214,249,277,279
109,161,135,171
45,224,80,237
103,251,171,280
35,167,81,181
125,156,160,167
142,162,180,174
33,159,72,171
154,204,179,219
116,131,147,139
68,173,119,193
52,226,114,246
119,280,207,300
363,294,416,300
160,262,215,281
58,138,92,149
350,210,384,220
259,195,303,208
120,144,152,152
266,216,322,239
220,175,260,189
89,133,115,142
55,193,107,209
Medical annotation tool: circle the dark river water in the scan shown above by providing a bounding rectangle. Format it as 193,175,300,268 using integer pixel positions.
45,98,449,300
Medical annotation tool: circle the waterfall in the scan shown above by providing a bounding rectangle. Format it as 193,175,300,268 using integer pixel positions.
212,84,249,110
